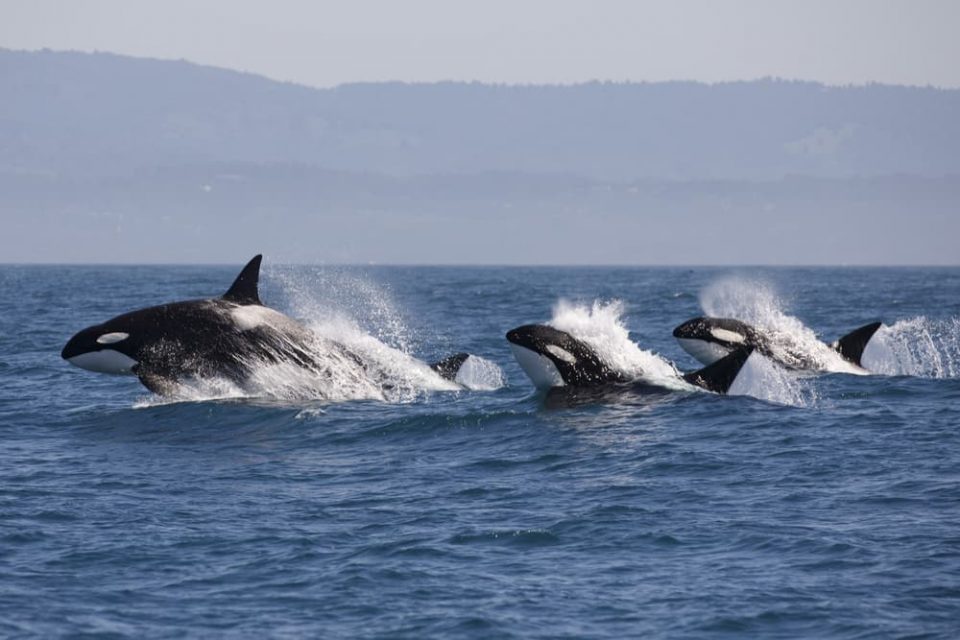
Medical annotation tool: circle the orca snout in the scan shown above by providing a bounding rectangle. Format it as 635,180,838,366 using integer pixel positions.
672,317,707,339
61,328,94,360
505,325,538,349
506,324,570,389
506,324,570,353
61,325,138,375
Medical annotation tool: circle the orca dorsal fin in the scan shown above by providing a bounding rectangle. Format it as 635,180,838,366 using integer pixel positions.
222,255,262,305
833,321,883,367
683,346,755,394
430,352,471,382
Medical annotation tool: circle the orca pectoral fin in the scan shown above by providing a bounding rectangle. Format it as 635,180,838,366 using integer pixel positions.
682,346,755,394
832,321,883,367
430,353,471,381
137,370,180,396
222,255,263,305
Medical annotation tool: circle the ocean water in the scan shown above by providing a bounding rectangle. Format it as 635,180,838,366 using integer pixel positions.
2,264,959,638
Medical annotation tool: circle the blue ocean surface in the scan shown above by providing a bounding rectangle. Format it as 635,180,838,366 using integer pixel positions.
2,264,959,638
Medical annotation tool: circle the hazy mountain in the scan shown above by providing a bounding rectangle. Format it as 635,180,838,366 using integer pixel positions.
1,49,957,264
3,49,959,181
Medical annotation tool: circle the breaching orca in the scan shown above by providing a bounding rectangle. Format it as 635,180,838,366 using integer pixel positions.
62,255,474,396
506,324,754,395
672,316,883,372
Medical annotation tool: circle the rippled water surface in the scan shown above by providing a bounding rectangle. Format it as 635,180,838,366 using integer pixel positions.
2,264,959,638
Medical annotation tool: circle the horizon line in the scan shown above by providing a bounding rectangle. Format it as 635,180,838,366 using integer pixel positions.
7,47,960,93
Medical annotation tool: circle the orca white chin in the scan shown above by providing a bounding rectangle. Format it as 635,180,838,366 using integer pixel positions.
676,338,733,366
67,350,139,375
509,344,565,390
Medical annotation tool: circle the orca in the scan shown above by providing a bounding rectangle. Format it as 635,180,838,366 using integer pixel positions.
62,255,474,396
506,324,754,395
672,316,883,372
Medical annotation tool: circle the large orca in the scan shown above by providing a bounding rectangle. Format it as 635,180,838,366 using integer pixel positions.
672,316,883,372
506,324,754,395
62,255,473,396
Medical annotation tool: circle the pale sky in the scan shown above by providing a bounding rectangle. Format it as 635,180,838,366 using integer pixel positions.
2,0,959,88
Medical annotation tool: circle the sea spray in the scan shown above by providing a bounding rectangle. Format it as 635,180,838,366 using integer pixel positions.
453,355,507,391
269,265,417,354
862,316,960,378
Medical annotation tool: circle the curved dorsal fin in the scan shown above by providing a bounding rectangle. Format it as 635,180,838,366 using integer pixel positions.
833,321,883,367
683,346,755,394
222,255,262,305
430,352,471,381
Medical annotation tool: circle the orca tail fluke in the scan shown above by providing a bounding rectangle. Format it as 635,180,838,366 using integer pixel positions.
430,353,471,382
682,346,755,394
832,321,883,367
223,255,263,305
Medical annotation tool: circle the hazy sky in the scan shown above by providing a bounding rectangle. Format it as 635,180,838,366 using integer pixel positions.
3,0,960,88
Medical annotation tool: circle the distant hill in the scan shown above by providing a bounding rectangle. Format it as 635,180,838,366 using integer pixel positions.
2,49,958,264
3,49,960,181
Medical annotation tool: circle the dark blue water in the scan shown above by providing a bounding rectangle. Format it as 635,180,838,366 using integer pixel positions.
2,265,959,638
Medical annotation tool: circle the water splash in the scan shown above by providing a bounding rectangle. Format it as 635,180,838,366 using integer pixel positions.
549,299,686,390
862,317,960,378
270,266,416,354
133,377,247,408
454,355,506,391
700,276,787,326
699,277,862,375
